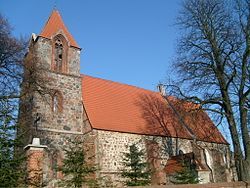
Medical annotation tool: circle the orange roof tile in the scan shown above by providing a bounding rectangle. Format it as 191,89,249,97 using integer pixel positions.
164,153,209,175
39,10,79,48
82,75,228,144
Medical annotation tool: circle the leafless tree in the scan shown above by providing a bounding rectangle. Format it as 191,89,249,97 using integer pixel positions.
0,13,27,187
166,0,250,181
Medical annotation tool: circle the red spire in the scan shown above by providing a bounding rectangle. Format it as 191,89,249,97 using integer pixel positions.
39,10,79,48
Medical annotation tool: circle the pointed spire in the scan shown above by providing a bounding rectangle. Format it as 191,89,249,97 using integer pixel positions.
39,10,79,48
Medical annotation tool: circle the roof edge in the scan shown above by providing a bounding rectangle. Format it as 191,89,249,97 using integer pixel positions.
92,128,229,145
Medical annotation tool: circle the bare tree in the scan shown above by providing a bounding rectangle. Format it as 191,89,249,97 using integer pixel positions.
0,13,27,187
166,0,250,181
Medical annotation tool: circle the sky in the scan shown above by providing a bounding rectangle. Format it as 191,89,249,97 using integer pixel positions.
0,0,182,91
0,1,234,146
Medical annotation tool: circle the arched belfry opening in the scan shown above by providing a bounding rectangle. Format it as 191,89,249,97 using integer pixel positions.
52,34,68,73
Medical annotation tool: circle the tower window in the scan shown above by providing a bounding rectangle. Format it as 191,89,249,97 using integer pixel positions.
52,34,67,73
55,39,63,72
52,91,63,113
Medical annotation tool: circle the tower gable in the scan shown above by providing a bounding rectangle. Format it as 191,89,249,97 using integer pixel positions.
40,10,79,48
34,10,81,76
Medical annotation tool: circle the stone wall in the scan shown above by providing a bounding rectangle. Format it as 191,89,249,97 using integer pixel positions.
96,130,196,173
36,130,73,185
35,37,80,77
22,125,233,187
18,36,86,147
133,181,250,188
35,130,95,187
32,72,83,133
18,34,92,186
32,37,84,133
95,129,232,185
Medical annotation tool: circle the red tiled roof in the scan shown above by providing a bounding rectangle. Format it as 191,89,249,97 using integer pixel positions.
81,75,228,144
164,153,209,175
164,157,184,175
39,10,79,48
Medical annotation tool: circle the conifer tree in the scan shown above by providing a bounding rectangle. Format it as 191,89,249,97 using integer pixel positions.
121,143,151,186
59,137,96,188
0,106,26,187
171,159,199,184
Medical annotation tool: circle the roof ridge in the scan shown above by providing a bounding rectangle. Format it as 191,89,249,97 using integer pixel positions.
81,74,160,94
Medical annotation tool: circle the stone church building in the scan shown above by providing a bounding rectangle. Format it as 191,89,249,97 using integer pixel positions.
19,10,235,187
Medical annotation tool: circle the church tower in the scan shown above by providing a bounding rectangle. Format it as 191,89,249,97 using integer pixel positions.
19,10,85,183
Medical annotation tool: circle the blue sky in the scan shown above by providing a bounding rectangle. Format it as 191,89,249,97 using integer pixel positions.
0,1,234,145
0,0,181,91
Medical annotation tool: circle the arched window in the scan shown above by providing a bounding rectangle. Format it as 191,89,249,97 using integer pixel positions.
52,91,63,113
52,34,68,73
55,38,63,72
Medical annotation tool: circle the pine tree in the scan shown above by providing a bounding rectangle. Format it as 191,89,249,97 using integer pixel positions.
59,137,96,188
171,159,199,184
0,105,25,187
121,143,151,186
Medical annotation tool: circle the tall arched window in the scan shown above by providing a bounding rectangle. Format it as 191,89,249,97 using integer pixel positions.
55,38,63,72
52,34,68,73
52,91,63,113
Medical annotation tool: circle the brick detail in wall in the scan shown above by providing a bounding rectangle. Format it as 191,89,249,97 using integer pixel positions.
26,148,44,187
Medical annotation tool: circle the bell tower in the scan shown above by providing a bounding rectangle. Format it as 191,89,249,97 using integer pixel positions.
39,10,81,76
19,10,85,183
31,10,83,132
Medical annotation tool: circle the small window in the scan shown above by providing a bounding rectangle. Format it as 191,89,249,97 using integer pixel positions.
52,91,63,113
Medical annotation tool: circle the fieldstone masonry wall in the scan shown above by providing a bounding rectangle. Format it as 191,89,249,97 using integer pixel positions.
32,72,83,133
32,37,84,133
96,130,145,173
24,128,231,186
18,35,90,186
95,129,231,184
67,47,81,75
36,131,85,186
36,37,80,76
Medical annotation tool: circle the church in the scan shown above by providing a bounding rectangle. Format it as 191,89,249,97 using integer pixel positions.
19,10,235,187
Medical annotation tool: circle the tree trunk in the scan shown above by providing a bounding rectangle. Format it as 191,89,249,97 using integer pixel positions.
216,70,245,180
238,42,250,181
239,99,250,181
224,108,244,181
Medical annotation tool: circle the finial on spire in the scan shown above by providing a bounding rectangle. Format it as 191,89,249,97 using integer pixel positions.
53,0,57,10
